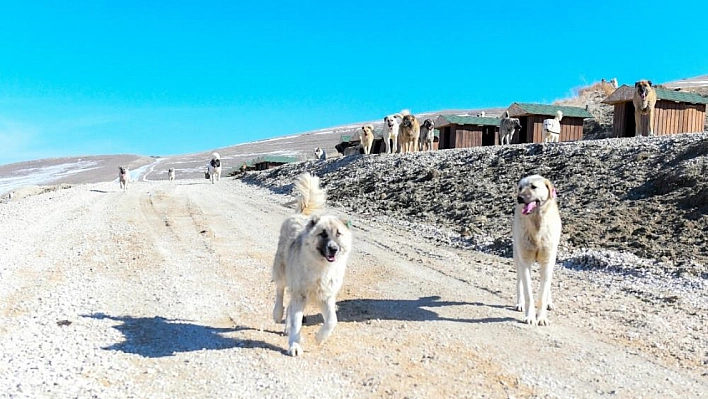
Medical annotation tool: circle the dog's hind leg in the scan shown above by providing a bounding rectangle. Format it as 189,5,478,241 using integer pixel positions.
286,295,306,356
273,284,285,324
315,296,338,345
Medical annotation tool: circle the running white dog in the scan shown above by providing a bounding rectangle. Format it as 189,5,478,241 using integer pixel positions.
513,175,562,326
272,173,353,357
208,152,222,184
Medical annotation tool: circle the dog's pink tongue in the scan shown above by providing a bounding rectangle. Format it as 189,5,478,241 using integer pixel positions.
522,202,537,215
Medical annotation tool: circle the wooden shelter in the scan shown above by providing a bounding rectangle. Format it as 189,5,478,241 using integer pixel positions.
506,103,593,143
435,115,500,149
602,85,708,137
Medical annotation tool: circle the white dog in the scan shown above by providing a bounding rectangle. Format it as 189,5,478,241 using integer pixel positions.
118,166,130,190
542,111,563,143
207,152,222,184
168,168,176,181
314,147,327,161
382,112,403,154
272,173,353,357
513,175,562,326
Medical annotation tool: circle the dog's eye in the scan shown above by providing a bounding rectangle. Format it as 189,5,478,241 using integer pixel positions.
319,231,328,239
530,184,537,190
335,230,341,237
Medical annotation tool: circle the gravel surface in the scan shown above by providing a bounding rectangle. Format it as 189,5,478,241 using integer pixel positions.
1,133,707,398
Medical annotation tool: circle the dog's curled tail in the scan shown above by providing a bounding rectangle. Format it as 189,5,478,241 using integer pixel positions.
294,173,326,216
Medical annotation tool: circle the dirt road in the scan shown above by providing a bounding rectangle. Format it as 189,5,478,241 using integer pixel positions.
0,178,705,398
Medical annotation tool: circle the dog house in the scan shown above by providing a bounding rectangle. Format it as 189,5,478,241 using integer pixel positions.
506,103,593,143
602,85,708,137
435,115,500,149
250,155,298,171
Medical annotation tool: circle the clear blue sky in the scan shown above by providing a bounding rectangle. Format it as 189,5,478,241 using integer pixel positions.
1,1,707,165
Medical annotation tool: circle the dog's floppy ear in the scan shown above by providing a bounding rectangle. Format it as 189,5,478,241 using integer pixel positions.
307,216,320,230
648,80,653,87
544,178,557,199
635,81,640,88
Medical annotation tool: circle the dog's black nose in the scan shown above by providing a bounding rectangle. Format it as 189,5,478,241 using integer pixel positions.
517,196,525,204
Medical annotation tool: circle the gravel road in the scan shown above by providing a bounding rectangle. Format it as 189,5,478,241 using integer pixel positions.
0,170,706,398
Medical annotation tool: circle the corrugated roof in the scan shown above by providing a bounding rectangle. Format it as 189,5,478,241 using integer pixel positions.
602,84,708,105
436,115,501,127
251,155,298,164
508,103,594,118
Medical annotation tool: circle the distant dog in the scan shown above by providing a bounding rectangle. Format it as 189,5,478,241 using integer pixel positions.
419,119,435,151
633,80,657,136
272,173,353,356
208,152,222,184
360,125,375,154
500,111,522,145
168,168,176,181
399,111,420,154
513,175,562,326
314,147,327,161
118,166,130,190
382,113,403,154
542,110,563,143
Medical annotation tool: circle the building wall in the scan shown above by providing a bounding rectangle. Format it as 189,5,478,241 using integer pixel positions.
439,125,499,148
613,101,706,137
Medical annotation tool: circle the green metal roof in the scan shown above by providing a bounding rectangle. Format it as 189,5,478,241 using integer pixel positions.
602,84,708,105
437,115,501,126
509,103,594,118
251,155,298,164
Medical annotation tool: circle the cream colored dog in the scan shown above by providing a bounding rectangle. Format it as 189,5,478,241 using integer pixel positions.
272,173,353,356
382,113,403,154
360,124,375,154
513,175,561,326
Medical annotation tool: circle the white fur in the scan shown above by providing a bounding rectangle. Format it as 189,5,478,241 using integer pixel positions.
542,111,563,143
272,174,353,356
513,175,562,326
382,112,404,154
168,168,176,181
118,167,130,190
208,152,222,184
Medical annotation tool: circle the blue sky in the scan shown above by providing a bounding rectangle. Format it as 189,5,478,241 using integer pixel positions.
1,1,707,165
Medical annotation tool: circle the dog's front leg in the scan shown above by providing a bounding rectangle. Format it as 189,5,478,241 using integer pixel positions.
647,107,655,136
634,110,643,137
536,260,555,326
272,285,285,324
519,263,536,325
287,295,306,356
315,296,338,345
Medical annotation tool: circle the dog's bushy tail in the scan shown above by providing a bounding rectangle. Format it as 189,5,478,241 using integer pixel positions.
294,173,326,216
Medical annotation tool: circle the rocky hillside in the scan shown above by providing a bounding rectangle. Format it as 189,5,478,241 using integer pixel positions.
242,132,708,279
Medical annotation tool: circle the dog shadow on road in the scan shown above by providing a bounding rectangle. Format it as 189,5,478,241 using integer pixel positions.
83,313,283,358
334,296,514,325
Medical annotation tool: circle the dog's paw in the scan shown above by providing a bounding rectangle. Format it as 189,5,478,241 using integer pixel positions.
523,316,537,325
546,302,555,311
273,307,284,324
287,343,304,357
537,317,550,326
514,304,524,312
315,328,332,345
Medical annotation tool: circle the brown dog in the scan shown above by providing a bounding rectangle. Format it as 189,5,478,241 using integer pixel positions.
399,111,420,154
360,125,375,154
633,80,657,137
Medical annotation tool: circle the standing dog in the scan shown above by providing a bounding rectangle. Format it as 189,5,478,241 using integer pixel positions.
168,168,176,181
272,173,353,356
118,166,130,190
382,113,403,154
419,118,435,151
208,152,222,184
513,175,562,326
500,111,522,145
360,125,375,155
314,147,327,161
633,80,657,137
542,110,563,143
398,111,420,154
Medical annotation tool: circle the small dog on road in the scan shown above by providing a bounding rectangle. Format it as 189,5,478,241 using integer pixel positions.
513,175,562,326
118,166,130,190
272,173,353,357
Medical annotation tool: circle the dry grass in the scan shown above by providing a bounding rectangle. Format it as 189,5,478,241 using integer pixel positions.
577,80,616,97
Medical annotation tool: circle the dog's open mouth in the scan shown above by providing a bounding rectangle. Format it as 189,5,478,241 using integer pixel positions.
319,246,339,263
521,200,540,215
